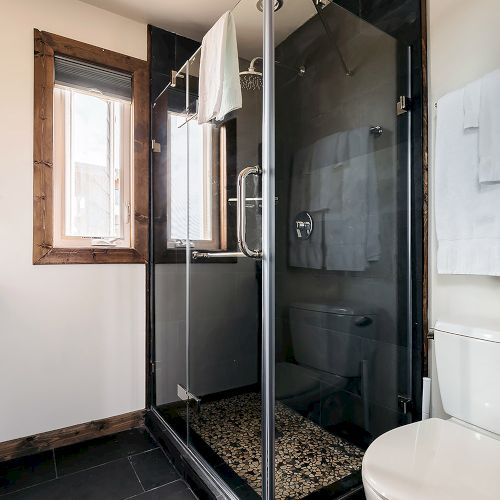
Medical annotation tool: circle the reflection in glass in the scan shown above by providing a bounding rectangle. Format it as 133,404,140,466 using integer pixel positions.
168,112,213,243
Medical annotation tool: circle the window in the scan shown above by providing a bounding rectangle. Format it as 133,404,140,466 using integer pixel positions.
151,85,237,263
33,30,149,264
53,85,131,248
167,111,218,249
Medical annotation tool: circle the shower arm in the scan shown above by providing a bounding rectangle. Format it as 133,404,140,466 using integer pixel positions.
249,56,262,71
250,56,306,77
311,0,352,77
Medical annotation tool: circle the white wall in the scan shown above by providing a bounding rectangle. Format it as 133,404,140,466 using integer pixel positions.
428,0,500,416
0,0,147,442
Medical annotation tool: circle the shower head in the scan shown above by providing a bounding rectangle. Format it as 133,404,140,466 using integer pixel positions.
239,56,305,92
239,57,263,91
239,70,263,91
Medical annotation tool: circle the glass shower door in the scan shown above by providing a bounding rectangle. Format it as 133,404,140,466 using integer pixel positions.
273,1,412,498
152,65,191,446
184,3,265,497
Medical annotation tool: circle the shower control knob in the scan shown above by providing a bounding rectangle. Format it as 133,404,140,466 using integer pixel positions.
294,211,313,240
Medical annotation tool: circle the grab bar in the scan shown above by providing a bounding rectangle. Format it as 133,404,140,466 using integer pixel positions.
192,251,245,259
237,166,262,259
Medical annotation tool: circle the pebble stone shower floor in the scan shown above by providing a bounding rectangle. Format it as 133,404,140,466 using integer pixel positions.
183,392,364,499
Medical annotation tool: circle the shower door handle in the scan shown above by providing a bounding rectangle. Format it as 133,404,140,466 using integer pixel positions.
237,165,262,259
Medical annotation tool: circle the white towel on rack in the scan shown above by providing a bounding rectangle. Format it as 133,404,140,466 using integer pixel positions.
198,11,242,124
479,69,500,183
436,87,500,275
288,128,380,271
463,79,481,129
289,144,324,269
323,128,380,271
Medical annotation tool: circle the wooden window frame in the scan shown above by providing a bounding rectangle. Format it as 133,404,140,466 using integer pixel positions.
33,29,149,264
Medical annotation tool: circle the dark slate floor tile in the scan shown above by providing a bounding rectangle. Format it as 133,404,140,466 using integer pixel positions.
3,458,142,500
0,451,56,495
55,428,157,476
128,480,196,499
129,449,179,491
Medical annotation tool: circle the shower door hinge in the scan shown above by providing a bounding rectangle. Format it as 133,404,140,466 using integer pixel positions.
152,140,161,153
398,395,412,414
177,384,201,404
397,95,411,116
170,70,185,88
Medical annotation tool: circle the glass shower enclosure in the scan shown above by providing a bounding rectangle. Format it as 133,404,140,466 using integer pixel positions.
150,0,418,498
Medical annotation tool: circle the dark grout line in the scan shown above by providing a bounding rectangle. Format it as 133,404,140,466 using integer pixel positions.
128,456,145,493
0,432,161,498
0,448,59,498
0,477,59,498
52,448,58,479
123,478,189,500
142,426,179,472
51,443,159,480
55,456,127,478
127,446,160,460
0,453,138,499
0,450,163,499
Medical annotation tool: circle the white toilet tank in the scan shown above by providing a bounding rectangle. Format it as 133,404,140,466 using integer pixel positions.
435,321,500,435
290,302,376,378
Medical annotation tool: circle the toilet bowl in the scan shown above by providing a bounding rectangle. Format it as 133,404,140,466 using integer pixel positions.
362,322,500,499
363,481,384,500
362,418,500,499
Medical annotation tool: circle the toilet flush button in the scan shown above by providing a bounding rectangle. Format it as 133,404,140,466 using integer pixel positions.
355,316,373,327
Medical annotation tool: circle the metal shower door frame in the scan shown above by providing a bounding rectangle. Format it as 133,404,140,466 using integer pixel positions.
261,0,276,499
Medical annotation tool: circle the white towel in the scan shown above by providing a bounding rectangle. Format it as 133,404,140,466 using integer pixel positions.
323,128,380,271
289,144,324,269
288,128,380,271
198,11,242,124
463,79,481,129
479,69,500,183
435,87,500,275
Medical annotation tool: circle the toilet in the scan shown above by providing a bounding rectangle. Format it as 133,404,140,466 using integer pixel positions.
362,321,500,500
276,302,376,415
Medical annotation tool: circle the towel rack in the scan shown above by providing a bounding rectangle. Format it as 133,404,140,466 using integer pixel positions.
369,125,383,137
192,251,245,259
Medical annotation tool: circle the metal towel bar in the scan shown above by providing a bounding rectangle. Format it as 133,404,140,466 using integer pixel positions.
192,251,245,259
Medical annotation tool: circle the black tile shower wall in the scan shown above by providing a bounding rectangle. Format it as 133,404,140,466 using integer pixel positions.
150,27,175,76
149,25,200,103
274,0,424,433
344,0,425,419
334,0,420,45
334,0,426,388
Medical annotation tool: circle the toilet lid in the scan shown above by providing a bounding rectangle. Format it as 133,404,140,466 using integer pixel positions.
362,418,500,500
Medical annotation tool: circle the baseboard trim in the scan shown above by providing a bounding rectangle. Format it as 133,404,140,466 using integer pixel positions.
0,409,145,462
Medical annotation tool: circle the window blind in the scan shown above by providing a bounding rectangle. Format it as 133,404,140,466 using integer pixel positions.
54,55,132,100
